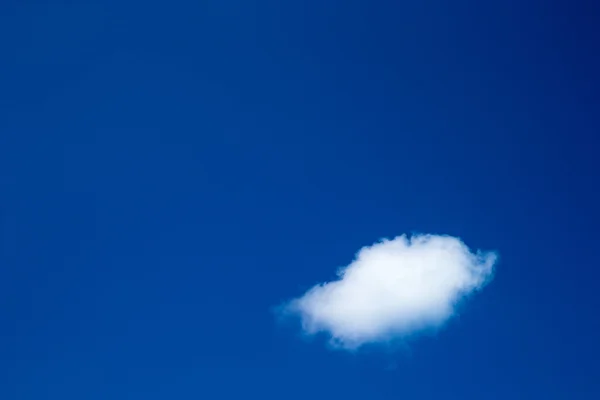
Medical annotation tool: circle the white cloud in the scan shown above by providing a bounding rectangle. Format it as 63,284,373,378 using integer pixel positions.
281,234,497,349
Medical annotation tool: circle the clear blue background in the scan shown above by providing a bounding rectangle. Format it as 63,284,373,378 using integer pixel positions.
2,1,599,398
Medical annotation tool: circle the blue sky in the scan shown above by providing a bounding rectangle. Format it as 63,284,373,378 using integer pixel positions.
1,0,599,398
